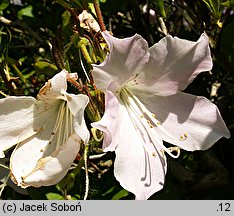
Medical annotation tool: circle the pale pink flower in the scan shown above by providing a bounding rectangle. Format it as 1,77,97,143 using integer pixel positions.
91,32,230,199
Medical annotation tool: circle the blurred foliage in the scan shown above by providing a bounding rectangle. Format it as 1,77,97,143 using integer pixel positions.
0,0,234,200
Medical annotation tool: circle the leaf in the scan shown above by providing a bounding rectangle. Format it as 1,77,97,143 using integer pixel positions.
221,0,234,7
46,192,64,200
71,194,81,200
101,185,118,197
5,57,20,66
0,0,9,11
152,0,166,18
202,0,221,20
17,5,34,19
62,10,71,30
112,189,130,200
34,61,58,76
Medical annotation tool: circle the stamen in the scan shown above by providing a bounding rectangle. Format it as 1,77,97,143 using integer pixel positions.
47,101,74,151
91,128,103,142
79,50,90,83
180,133,188,141
168,147,180,158
123,88,176,140
120,87,182,159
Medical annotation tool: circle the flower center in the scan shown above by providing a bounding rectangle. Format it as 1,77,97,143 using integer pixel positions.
119,87,180,159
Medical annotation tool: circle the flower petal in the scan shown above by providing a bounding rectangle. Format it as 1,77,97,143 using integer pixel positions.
91,90,120,151
128,33,212,96
0,69,70,158
9,109,59,186
10,132,81,187
0,97,36,158
138,92,230,151
10,99,76,187
66,93,90,143
92,91,167,199
92,31,149,91
37,69,68,101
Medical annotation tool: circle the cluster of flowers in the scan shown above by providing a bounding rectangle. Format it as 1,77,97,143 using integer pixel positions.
0,31,230,199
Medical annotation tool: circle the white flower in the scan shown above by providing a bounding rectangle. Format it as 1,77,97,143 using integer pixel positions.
78,10,101,33
0,70,90,188
91,32,230,199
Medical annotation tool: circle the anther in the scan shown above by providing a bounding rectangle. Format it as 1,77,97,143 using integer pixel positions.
168,147,180,158
180,133,188,141
91,128,103,142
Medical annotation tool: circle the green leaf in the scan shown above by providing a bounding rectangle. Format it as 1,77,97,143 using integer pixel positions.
62,10,71,30
202,0,222,20
34,61,58,76
102,185,118,197
0,0,9,11
112,189,130,200
221,0,234,7
17,5,34,19
5,57,20,66
99,0,108,3
152,0,166,18
71,194,81,200
46,192,64,200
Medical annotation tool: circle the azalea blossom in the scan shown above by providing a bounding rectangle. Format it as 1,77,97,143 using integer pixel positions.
0,70,90,188
91,32,230,200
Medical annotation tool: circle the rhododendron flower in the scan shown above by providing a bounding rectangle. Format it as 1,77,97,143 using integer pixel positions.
91,32,230,200
0,70,89,188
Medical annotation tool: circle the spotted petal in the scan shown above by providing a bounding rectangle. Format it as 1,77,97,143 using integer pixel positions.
92,31,150,91
138,92,230,151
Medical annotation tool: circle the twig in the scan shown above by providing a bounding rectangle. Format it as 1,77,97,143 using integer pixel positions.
93,0,106,31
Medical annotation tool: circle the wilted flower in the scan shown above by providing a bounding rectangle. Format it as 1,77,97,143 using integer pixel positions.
78,10,101,33
0,70,89,188
91,32,230,199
